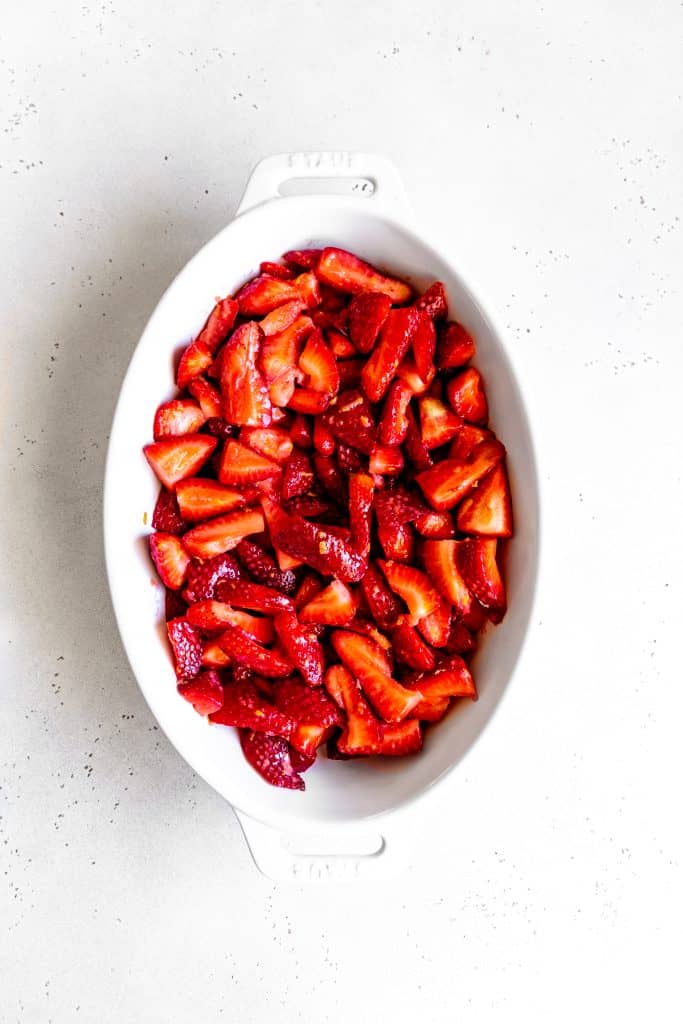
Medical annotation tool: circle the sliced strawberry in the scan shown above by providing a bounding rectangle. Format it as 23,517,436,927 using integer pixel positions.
214,578,294,615
415,281,448,321
377,521,415,562
201,639,232,667
360,562,403,630
313,308,349,337
313,417,336,456
167,618,203,679
342,619,393,651
376,719,422,755
177,339,213,390
395,355,435,395
348,473,375,557
361,308,421,403
239,731,305,790
287,388,331,414
327,329,356,359
418,397,463,450
437,320,476,369
260,299,307,336
293,271,321,308
456,464,513,538
317,247,412,303
216,625,292,677
411,310,436,380
409,695,450,722
197,296,239,353
273,677,341,729
282,248,321,270
461,596,490,632
417,597,451,648
149,533,190,590
391,622,436,671
445,621,477,655
421,539,473,619
260,315,310,406
407,654,476,699
152,489,185,534
240,426,293,464
322,389,376,454
415,439,505,510
182,507,265,559
299,579,357,626
211,676,295,735
175,478,246,522
318,285,347,312
369,444,404,476
144,434,217,490
186,601,274,644
236,275,302,315
299,328,339,397
273,610,324,686
449,423,493,460
153,399,206,441
378,560,439,624
188,376,222,418
331,630,422,723
284,495,338,519
324,664,381,755
337,357,364,389
403,406,433,471
183,551,242,603
456,538,506,622
259,261,295,280
446,367,488,424
348,292,392,353
220,321,272,427
234,539,297,593
413,509,454,539
378,380,414,446
289,730,325,764
218,440,281,486
269,509,366,582
177,670,225,715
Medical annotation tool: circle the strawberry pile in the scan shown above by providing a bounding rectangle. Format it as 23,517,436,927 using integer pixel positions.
144,246,513,791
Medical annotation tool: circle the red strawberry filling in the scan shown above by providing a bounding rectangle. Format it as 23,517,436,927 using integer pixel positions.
143,246,513,789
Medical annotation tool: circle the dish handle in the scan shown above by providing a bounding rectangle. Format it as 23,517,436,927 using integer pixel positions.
235,151,412,220
234,809,415,884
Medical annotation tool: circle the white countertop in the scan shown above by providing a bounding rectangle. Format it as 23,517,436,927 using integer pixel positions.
2,2,681,1021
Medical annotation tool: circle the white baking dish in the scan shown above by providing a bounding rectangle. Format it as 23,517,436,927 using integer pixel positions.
103,152,540,882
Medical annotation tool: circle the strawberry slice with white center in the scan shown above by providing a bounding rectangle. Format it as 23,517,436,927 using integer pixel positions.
175,478,246,522
144,434,217,490
456,538,507,623
236,274,303,315
298,328,339,398
376,719,423,755
415,438,505,510
220,322,272,427
446,367,488,424
456,463,513,538
153,399,206,440
317,247,412,303
149,533,190,590
182,507,265,559
377,560,439,625
260,315,311,407
240,426,293,464
331,630,422,723
188,377,223,419
324,664,381,755
218,439,282,486
298,579,357,626
418,397,462,450
421,539,474,619
406,654,477,700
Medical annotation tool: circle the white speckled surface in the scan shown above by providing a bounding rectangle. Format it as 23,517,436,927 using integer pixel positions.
2,2,682,1021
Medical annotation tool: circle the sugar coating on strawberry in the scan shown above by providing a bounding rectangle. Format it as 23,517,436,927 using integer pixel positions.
142,249,513,788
